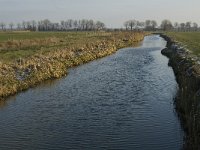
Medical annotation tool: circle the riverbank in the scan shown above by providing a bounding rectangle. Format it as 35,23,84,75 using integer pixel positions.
160,33,200,149
0,35,183,150
0,31,146,100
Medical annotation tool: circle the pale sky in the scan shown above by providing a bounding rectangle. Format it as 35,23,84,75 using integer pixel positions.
0,0,199,28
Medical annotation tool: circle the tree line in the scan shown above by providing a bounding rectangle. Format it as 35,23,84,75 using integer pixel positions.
124,19,199,31
124,19,200,31
160,20,199,31
0,19,199,32
124,20,157,31
0,19,105,31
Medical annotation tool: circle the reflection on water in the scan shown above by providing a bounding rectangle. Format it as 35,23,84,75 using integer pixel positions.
0,35,183,150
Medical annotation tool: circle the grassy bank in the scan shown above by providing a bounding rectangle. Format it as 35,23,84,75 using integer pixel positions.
160,33,200,149
165,32,200,56
0,31,146,100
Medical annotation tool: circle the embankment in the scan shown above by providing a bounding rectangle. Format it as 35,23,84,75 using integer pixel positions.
0,32,146,100
160,34,200,149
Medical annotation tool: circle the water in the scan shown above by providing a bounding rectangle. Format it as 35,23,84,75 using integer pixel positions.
0,35,183,150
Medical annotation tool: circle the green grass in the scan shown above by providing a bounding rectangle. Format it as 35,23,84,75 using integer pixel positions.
0,31,112,62
165,32,200,56
0,31,91,41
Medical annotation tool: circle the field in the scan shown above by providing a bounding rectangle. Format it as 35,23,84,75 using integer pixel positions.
0,31,146,100
165,32,200,56
0,31,116,62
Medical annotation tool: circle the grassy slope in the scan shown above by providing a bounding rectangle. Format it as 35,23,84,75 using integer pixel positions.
165,32,200,56
0,31,146,100
0,31,113,62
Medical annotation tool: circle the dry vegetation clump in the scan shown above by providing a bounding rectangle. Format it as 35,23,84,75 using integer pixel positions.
0,31,146,100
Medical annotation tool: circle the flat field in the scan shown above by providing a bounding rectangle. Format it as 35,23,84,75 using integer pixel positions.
0,31,115,62
165,32,200,56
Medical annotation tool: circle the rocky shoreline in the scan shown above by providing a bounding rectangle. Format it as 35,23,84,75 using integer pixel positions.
160,34,200,149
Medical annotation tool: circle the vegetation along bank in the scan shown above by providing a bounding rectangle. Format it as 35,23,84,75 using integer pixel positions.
160,33,200,149
0,31,146,100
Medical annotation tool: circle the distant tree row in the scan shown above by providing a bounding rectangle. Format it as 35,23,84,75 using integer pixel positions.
124,20,157,31
124,19,199,31
0,19,199,32
0,19,105,31
173,21,199,31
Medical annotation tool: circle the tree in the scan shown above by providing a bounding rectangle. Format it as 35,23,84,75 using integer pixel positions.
180,23,186,31
137,21,145,30
124,21,129,30
81,19,86,30
22,21,26,30
123,20,137,31
192,22,198,31
31,20,37,31
9,22,14,30
174,22,179,31
68,19,73,29
0,22,6,30
128,20,136,31
60,20,65,30
88,20,95,30
96,21,105,30
43,19,51,31
17,23,21,30
185,21,191,31
161,19,173,31
151,20,157,30
73,20,78,30
145,20,157,31
145,20,151,30
26,21,31,30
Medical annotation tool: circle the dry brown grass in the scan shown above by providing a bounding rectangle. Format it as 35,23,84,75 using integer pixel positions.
0,31,146,100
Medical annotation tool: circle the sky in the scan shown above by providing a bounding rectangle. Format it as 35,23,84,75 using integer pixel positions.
0,0,199,28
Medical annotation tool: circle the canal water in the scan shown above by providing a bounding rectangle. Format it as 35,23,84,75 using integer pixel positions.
0,35,183,150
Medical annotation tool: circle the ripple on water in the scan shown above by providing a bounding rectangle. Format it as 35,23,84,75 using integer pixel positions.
0,35,183,150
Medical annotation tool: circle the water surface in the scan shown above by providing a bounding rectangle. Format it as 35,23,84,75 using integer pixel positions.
0,35,183,150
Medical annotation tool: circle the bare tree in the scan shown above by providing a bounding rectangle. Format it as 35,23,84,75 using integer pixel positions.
174,22,179,31
22,21,26,30
31,20,37,31
144,20,157,31
60,20,65,30
43,19,51,31
124,21,129,30
161,19,173,31
192,22,198,31
96,21,105,30
0,22,6,30
73,20,78,30
81,19,87,30
137,21,145,30
88,20,95,30
26,21,31,30
9,22,14,30
128,20,136,31
185,22,191,31
145,20,151,30
68,19,73,29
151,20,157,30
17,23,21,30
180,23,185,31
